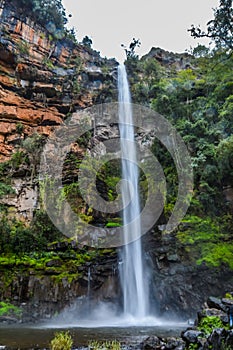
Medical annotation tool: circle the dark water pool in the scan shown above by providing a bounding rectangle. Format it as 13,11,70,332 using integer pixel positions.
0,324,187,349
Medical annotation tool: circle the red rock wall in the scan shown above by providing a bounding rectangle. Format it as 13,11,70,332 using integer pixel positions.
0,0,115,161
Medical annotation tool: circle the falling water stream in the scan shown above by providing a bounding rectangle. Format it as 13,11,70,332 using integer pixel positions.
118,63,149,319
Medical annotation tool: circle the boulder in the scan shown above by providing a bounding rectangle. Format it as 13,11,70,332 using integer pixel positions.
207,296,227,312
182,329,202,343
142,336,161,349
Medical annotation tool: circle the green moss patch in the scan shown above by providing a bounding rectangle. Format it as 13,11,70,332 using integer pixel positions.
177,215,233,269
0,301,22,317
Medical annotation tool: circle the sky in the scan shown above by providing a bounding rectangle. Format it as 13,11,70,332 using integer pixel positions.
62,0,219,62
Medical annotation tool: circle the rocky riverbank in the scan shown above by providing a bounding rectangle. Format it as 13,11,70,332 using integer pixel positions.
139,292,233,350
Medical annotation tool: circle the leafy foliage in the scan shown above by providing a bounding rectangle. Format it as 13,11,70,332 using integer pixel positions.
0,301,22,317
0,211,61,254
123,39,141,79
187,344,199,350
177,215,233,268
188,0,233,51
198,316,228,336
82,36,93,48
1,0,233,275
216,134,233,185
50,331,73,350
124,33,233,267
22,132,45,180
9,0,67,35
89,340,121,350
0,182,15,198
121,38,141,60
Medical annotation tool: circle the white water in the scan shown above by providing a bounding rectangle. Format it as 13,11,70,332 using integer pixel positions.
118,63,149,319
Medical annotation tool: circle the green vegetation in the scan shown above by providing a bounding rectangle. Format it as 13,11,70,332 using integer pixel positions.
15,122,24,135
42,57,55,69
0,301,22,317
89,340,121,350
121,38,141,60
197,243,233,269
0,182,15,198
0,212,62,254
106,222,122,228
82,35,93,48
50,331,73,350
22,132,45,181
0,0,232,296
187,344,199,350
49,335,121,350
0,134,44,182
16,40,30,55
0,207,114,288
225,293,233,299
9,0,67,35
123,3,233,267
9,150,27,170
198,316,228,336
188,0,233,51
176,213,233,269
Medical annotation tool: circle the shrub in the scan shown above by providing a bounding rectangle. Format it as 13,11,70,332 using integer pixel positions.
187,344,199,350
16,122,24,135
0,301,22,317
9,0,67,33
16,40,30,55
82,36,92,48
198,316,228,336
225,293,233,299
50,331,73,350
89,340,121,350
0,182,15,198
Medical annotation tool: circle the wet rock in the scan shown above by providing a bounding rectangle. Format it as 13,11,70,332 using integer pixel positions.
142,336,161,349
182,329,202,343
203,328,233,350
207,296,227,312
167,254,180,263
222,298,233,306
0,316,19,324
164,337,185,349
225,330,233,348
45,259,62,267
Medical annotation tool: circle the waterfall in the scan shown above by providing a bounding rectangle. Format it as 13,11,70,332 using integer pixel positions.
118,63,149,319
87,267,91,300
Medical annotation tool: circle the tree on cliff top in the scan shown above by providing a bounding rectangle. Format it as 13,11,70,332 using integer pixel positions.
9,0,67,33
189,0,233,51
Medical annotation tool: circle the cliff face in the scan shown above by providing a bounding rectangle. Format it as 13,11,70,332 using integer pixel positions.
0,1,232,325
0,0,120,322
0,0,117,221
0,246,119,323
0,0,117,162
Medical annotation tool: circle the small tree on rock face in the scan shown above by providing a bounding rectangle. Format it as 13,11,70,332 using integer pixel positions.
82,35,93,48
121,38,141,59
188,0,233,51
8,0,67,33
121,38,141,79
22,132,45,182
